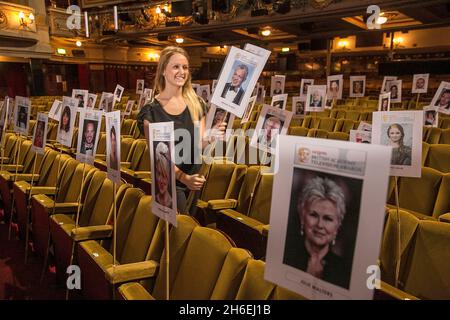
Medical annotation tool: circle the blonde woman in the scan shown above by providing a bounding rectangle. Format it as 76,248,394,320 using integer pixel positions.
137,46,226,211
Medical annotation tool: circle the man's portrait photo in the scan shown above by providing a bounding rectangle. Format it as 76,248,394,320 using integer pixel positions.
271,75,286,97
300,79,314,98
412,74,429,94
220,62,252,105
72,89,88,109
292,96,306,117
136,79,144,94
350,76,366,98
258,114,284,150
80,119,98,156
283,169,362,289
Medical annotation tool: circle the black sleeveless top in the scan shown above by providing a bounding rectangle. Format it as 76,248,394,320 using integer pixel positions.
137,99,206,188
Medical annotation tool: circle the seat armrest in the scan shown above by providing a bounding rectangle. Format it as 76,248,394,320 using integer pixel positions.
14,173,40,182
207,199,238,210
1,164,24,172
376,281,419,300
134,171,151,179
71,225,113,242
118,283,154,300
105,260,159,284
438,213,450,223
121,162,131,169
30,186,57,196
261,224,269,237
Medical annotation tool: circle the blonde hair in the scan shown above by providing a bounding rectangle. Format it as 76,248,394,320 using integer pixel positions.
154,46,203,122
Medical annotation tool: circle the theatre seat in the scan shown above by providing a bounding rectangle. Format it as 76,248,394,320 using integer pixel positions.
77,188,146,299
0,133,19,164
94,133,106,160
426,127,441,144
120,139,151,184
12,152,71,239
31,160,97,258
345,110,360,121
94,137,135,171
121,119,136,137
422,142,430,166
217,170,273,258
307,128,328,138
317,117,336,131
327,132,349,141
425,144,450,173
289,127,309,136
402,220,450,299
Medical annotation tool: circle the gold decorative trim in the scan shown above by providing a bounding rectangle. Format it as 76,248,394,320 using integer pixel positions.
310,0,333,9
0,10,7,29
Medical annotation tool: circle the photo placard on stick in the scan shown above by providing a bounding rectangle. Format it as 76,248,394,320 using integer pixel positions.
423,106,438,127
327,74,343,100
271,75,286,96
241,95,256,124
349,130,371,143
271,93,288,110
136,79,144,94
411,74,429,94
357,122,372,132
72,89,89,109
13,96,30,135
139,88,153,110
57,96,78,147
211,79,218,93
87,93,97,109
48,99,62,120
114,84,124,102
378,92,391,112
205,104,235,141
430,81,450,115
265,135,392,300
76,110,102,165
305,85,327,112
250,104,293,154
0,99,9,147
381,76,397,93
31,113,48,155
99,92,114,111
244,43,271,64
349,76,366,98
105,110,121,184
198,84,211,104
372,111,423,177
211,46,266,118
124,100,134,116
256,85,265,104
149,121,177,226
388,80,402,103
300,79,314,99
292,96,306,118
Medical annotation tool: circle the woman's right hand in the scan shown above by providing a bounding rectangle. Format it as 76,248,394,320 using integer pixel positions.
209,122,227,142
181,174,206,191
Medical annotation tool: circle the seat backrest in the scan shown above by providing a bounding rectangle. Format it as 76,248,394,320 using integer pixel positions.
95,133,106,157
235,259,275,300
120,195,163,265
433,173,450,220
289,127,308,136
39,153,71,186
152,215,199,300
121,119,135,136
422,141,430,166
248,173,273,224
55,158,79,201
122,137,136,162
426,127,441,144
301,115,312,128
403,220,450,299
425,144,450,173
397,167,443,216
78,171,109,226
16,139,32,166
133,142,150,171
439,128,450,144
169,227,235,300
3,133,18,160
200,160,236,201
327,132,349,141
236,166,262,214
345,110,360,121
318,118,336,131
224,164,247,200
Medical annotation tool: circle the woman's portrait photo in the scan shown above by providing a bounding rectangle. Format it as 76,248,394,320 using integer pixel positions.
16,105,28,131
211,108,230,130
154,141,173,209
108,125,119,171
33,120,45,148
390,84,398,100
378,93,391,111
382,123,412,166
283,169,362,289
58,105,72,144
328,80,340,99
424,109,438,127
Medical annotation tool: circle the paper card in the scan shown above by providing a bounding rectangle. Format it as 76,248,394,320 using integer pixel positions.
76,109,102,165
31,113,48,155
205,104,235,141
350,130,371,144
241,95,257,124
349,76,366,98
327,75,344,100
57,96,78,147
378,92,391,112
411,74,429,94
105,110,121,184
292,96,306,118
271,93,288,110
430,81,450,115
271,75,286,97
72,89,89,109
114,84,124,102
388,80,402,104
300,79,314,99
48,99,62,120
87,93,97,109
13,96,31,135
136,79,145,94
305,85,327,112
423,106,438,128
381,76,397,93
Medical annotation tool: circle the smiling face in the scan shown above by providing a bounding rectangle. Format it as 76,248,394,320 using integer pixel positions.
416,78,425,89
156,159,169,195
264,117,281,140
84,122,95,145
163,53,189,88
231,67,247,87
439,91,450,107
388,125,403,144
301,198,340,249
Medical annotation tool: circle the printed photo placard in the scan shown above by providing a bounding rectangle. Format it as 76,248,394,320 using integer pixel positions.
205,104,235,141
124,100,135,116
105,110,121,184
356,122,372,132
271,93,288,110
87,93,97,109
31,113,48,155
114,84,124,102
292,96,306,118
241,95,257,124
430,81,450,115
349,130,371,144
13,96,31,136
76,110,102,165
271,75,286,97
57,96,78,147
250,104,293,154
423,106,438,128
349,76,366,98
148,121,177,226
265,135,392,300
388,80,402,104
72,89,89,110
305,85,327,112
99,92,114,111
0,99,9,147
378,92,391,112
381,76,397,93
327,75,344,100
48,99,62,120
411,74,429,94
198,84,211,104
300,79,314,99
211,46,266,118
372,111,423,177
136,79,145,94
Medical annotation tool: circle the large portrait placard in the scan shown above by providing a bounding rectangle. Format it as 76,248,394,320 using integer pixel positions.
149,121,177,226
105,110,121,184
265,136,391,300
250,104,293,154
305,85,327,112
13,96,30,135
57,97,78,147
327,75,343,100
211,46,266,118
372,111,423,177
430,81,450,115
411,74,429,94
76,110,102,165
349,76,366,98
32,113,48,155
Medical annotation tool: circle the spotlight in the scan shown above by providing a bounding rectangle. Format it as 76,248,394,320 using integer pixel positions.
175,37,184,44
76,40,82,47
261,28,271,37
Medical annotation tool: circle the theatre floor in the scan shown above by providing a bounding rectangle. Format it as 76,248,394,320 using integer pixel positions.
0,210,67,300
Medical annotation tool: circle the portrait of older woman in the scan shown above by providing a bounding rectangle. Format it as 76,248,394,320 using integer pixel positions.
283,171,361,289
154,141,173,209
386,123,412,165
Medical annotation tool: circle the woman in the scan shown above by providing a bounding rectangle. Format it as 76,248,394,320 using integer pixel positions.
283,176,350,288
137,46,226,211
58,105,71,143
390,85,398,100
387,123,411,165
154,142,172,208
33,121,45,148
109,125,119,170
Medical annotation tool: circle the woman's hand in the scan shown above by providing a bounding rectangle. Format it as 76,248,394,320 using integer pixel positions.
181,174,206,191
207,122,227,143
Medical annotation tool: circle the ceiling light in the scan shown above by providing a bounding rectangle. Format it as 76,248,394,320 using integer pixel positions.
376,16,388,24
281,47,290,52
337,39,349,49
156,5,161,14
175,37,184,44
76,40,82,47
393,37,403,45
56,48,67,55
261,28,271,37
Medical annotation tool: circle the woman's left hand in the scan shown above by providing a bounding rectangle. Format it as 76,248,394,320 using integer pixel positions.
208,122,227,142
